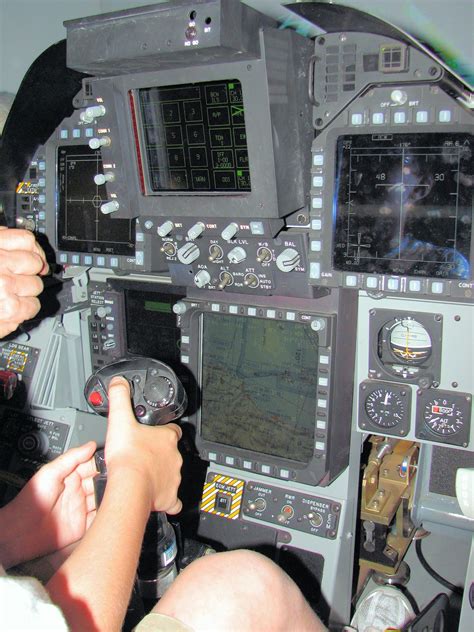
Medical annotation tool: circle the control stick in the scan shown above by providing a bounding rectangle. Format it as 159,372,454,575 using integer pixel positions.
85,357,187,599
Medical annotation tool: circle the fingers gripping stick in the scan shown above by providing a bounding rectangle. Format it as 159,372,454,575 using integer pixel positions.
84,357,187,426
84,357,187,507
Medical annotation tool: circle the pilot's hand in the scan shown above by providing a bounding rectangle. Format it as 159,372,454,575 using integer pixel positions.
0,441,97,568
0,227,49,338
104,376,183,514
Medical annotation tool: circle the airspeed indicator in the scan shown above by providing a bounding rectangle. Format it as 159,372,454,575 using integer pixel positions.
365,388,405,428
359,381,411,436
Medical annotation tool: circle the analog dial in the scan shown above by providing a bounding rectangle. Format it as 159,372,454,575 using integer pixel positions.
388,319,432,365
365,388,406,428
423,398,465,436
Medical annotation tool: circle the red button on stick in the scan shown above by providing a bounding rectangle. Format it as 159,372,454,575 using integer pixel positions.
89,390,104,407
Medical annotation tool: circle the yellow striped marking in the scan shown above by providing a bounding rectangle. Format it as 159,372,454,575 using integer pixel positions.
200,473,245,520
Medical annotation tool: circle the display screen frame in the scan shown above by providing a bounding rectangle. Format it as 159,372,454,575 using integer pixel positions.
179,304,338,485
56,145,136,256
332,132,473,281
134,79,252,194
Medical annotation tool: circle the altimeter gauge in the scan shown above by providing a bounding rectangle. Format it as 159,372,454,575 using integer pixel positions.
359,381,411,436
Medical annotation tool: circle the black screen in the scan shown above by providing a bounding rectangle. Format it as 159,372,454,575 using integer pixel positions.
57,145,135,255
137,79,251,192
200,314,318,463
333,133,473,279
125,289,184,374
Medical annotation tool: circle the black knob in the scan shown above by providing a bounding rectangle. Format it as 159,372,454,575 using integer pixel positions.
143,377,174,408
18,431,49,457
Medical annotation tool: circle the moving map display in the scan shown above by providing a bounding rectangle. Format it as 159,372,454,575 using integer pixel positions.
200,313,319,462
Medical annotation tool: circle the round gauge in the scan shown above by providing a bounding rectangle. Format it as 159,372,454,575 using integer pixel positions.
388,319,432,365
423,397,465,436
365,387,406,428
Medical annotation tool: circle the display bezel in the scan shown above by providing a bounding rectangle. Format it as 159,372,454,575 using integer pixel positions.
181,305,336,485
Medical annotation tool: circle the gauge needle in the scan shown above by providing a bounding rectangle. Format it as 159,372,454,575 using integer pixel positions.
405,325,409,356
383,392,390,405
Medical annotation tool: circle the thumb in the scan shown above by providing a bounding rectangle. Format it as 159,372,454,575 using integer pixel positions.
107,376,134,426
44,441,97,480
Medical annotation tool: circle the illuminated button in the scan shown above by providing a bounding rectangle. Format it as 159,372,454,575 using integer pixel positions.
181,335,189,344
247,307,257,316
317,420,327,430
89,391,104,407
387,278,399,290
320,355,329,365
372,112,384,125
60,129,68,139
261,465,272,475
100,200,119,214
391,89,407,105
89,136,111,150
85,128,94,137
345,275,358,287
280,469,290,479
366,277,378,289
394,111,406,124
84,255,93,265
286,312,296,321
38,161,46,170
315,441,325,451
38,227,46,234
221,222,239,241
208,452,217,461
39,194,46,204
409,280,421,292
266,310,276,318
80,105,106,123
313,176,323,187
351,113,363,125
312,197,323,209
431,281,444,294
318,377,328,387
311,240,321,252
136,252,144,266
135,405,147,418
225,456,235,466
211,303,220,312
187,222,205,240
416,111,429,123
311,219,322,230
439,110,451,123
318,399,327,409
136,233,144,242
96,256,105,266
229,305,239,314
181,355,189,364
313,154,324,166
72,255,80,264
73,128,81,138
243,460,252,469
110,257,119,267
250,222,264,235
310,262,321,279
38,211,46,220
38,177,46,187
59,254,68,263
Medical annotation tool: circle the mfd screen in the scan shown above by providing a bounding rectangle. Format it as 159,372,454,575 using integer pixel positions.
200,313,319,463
57,145,135,255
136,79,251,192
333,133,473,280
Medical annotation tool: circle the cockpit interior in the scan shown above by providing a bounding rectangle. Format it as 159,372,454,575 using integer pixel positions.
0,1,472,629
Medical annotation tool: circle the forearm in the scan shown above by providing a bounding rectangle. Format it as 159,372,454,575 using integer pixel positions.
0,499,37,568
47,467,152,632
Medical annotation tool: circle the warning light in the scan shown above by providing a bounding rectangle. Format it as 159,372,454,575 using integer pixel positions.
89,391,104,407
432,406,440,413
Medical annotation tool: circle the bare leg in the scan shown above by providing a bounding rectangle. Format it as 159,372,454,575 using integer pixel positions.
154,550,327,632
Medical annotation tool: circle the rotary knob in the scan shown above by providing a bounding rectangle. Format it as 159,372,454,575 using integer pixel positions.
143,377,174,408
80,105,106,123
100,200,119,215
177,242,200,264
18,430,49,457
89,136,111,150
276,248,300,272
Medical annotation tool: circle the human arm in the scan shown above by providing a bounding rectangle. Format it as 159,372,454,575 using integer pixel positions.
0,441,97,569
46,377,183,632
0,226,49,338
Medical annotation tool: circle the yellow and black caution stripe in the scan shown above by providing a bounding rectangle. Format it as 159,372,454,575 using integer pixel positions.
200,474,244,520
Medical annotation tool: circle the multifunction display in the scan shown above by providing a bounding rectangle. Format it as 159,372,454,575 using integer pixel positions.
333,133,473,279
200,314,318,462
136,79,251,192
57,146,135,255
